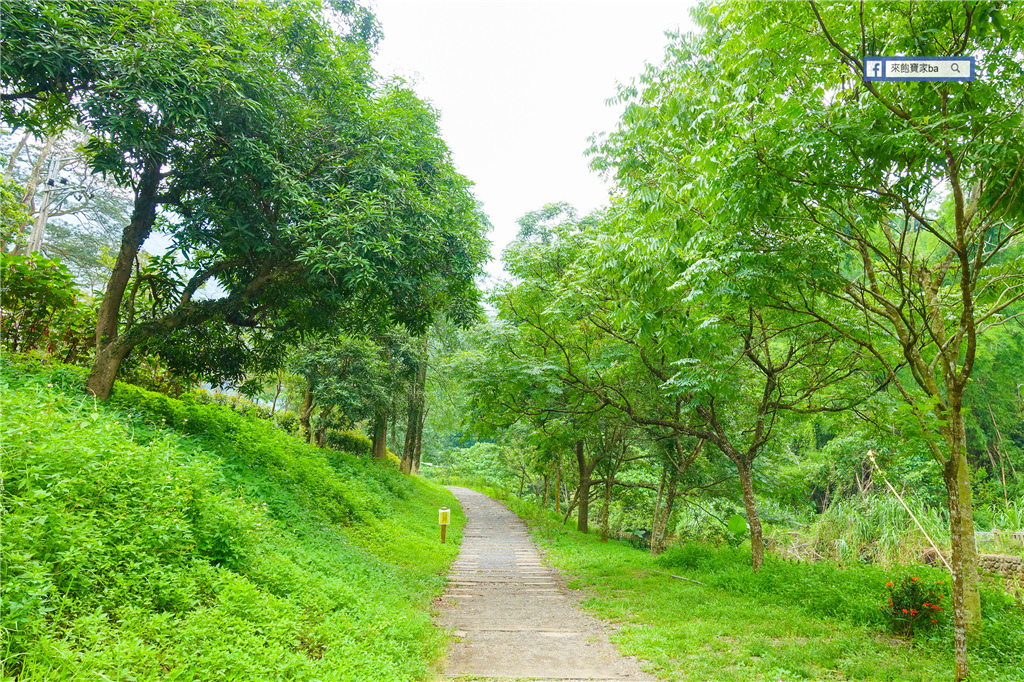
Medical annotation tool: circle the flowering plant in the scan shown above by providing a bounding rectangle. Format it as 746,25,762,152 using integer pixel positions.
883,575,945,636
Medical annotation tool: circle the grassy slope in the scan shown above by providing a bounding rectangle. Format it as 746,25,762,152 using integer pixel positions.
1,359,465,681
479,489,1023,682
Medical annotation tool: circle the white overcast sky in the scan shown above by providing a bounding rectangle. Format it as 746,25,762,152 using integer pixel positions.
370,1,697,280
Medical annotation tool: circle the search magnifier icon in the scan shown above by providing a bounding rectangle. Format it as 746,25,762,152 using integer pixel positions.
951,63,961,73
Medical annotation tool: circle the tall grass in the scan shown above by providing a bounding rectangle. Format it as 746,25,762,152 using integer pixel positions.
771,493,949,566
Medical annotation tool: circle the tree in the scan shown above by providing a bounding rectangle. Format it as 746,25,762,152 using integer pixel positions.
2,0,488,400
590,1,1024,675
494,202,869,568
290,334,391,446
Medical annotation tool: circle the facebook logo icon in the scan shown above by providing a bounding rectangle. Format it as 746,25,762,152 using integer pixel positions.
865,59,884,79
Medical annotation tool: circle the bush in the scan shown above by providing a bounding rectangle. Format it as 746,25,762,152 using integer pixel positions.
275,410,300,434
325,428,372,456
884,575,947,636
0,252,94,363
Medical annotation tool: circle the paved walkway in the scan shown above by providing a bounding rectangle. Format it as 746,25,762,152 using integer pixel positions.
437,487,654,681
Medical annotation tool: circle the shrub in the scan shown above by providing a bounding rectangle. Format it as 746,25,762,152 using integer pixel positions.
325,428,372,456
884,575,946,636
275,410,300,434
0,252,94,363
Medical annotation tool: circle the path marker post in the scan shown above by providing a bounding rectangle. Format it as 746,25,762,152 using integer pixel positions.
439,507,451,544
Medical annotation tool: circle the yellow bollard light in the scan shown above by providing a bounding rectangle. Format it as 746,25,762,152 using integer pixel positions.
439,507,450,543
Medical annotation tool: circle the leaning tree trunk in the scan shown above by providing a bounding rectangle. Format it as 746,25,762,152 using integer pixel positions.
575,440,591,534
943,407,981,682
737,461,765,572
85,158,162,400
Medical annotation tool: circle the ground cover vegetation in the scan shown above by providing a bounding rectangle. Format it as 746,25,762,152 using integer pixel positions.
1,358,465,680
487,492,1024,682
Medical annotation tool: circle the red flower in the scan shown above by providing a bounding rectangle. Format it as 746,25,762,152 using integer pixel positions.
911,577,919,582
902,609,908,614
886,582,894,588
910,609,917,615
931,619,937,623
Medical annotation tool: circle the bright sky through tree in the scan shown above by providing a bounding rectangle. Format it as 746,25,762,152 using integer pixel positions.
371,0,698,280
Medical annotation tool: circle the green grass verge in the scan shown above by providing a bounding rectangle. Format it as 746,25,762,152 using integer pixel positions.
479,489,1023,682
1,357,465,681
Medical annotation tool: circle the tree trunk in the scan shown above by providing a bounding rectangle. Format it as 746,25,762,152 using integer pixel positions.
554,457,561,514
651,465,666,547
652,460,681,555
85,157,162,400
401,389,416,474
389,408,398,454
372,407,388,460
738,462,764,572
943,408,981,681
313,405,332,448
576,440,590,534
270,370,282,415
412,404,425,474
542,473,550,508
299,385,314,444
84,341,135,402
600,475,612,542
401,360,427,475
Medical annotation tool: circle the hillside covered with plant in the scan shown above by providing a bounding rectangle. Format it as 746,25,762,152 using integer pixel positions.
2,358,464,680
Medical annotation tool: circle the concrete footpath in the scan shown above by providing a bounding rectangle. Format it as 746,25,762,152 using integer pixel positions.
436,486,655,681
